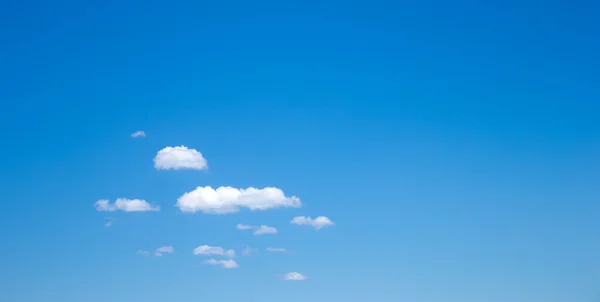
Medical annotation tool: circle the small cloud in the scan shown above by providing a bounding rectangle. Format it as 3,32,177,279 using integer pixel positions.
137,250,150,255
154,246,174,256
236,224,277,235
236,224,254,230
266,247,287,253
95,199,160,212
131,130,146,138
283,272,307,281
241,246,257,256
290,216,334,230
104,217,115,228
203,259,239,269
154,146,208,170
177,186,300,214
193,245,235,257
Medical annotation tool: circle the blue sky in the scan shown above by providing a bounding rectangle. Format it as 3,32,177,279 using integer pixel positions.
1,0,599,301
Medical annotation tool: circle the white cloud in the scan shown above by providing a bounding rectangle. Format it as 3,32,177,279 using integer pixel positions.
137,250,150,255
266,247,287,253
203,259,239,269
104,217,114,228
236,223,277,235
154,146,208,170
193,245,235,257
177,186,301,214
283,272,307,281
154,246,174,256
131,130,146,138
290,216,334,230
95,198,160,212
236,224,254,230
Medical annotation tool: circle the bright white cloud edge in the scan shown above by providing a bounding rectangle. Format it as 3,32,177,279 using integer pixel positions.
177,186,301,214
95,198,160,212
290,216,334,229
154,146,208,170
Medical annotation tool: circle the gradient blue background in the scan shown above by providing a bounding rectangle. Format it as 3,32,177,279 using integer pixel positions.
1,0,599,301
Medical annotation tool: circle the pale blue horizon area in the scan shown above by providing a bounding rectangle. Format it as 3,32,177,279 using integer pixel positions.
1,1,599,302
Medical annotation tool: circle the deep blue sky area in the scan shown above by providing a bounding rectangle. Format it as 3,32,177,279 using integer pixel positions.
0,1,599,302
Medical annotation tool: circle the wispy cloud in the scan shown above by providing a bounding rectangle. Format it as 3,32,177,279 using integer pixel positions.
154,246,174,256
138,246,174,257
236,224,277,235
104,217,115,228
193,245,235,257
290,216,334,230
283,272,307,281
203,259,239,269
95,198,159,212
266,247,287,253
131,130,146,138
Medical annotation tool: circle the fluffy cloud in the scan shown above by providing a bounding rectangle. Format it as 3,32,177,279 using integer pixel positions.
154,146,208,170
154,246,174,256
193,245,235,257
290,216,334,229
176,186,301,214
203,259,239,269
266,247,287,253
131,130,146,138
95,198,160,212
283,272,307,281
236,224,277,235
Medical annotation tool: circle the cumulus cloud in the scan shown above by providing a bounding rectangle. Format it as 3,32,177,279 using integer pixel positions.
266,247,287,253
154,246,174,256
154,146,208,170
176,186,301,214
290,216,334,229
131,130,146,138
236,224,277,235
95,198,160,212
203,259,239,269
283,272,307,281
193,245,235,257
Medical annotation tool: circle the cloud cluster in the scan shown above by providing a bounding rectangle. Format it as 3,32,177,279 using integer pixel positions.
236,224,277,235
176,186,301,214
193,245,235,257
97,142,329,278
154,146,208,170
290,216,334,229
95,198,160,212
